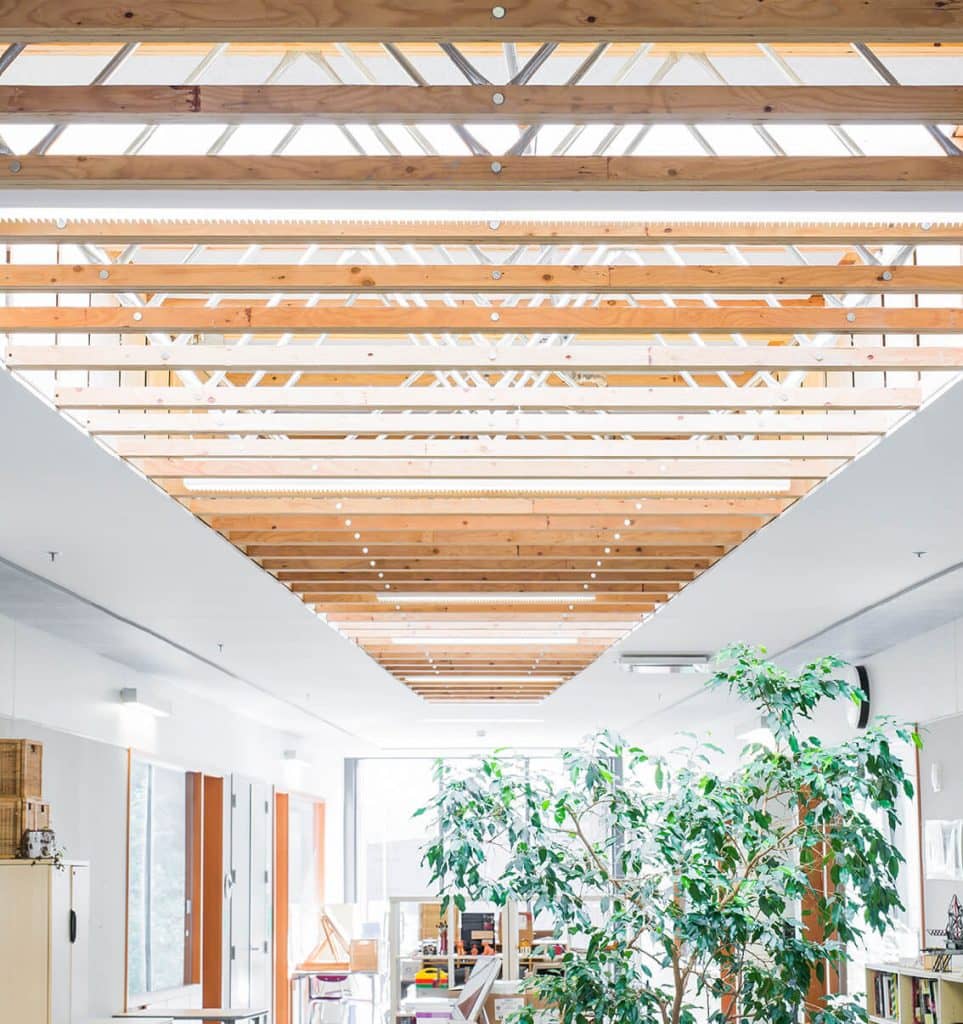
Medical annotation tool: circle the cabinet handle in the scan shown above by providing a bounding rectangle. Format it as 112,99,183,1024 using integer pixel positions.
69,910,77,944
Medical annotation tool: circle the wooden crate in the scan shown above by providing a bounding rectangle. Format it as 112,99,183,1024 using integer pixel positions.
0,797,47,858
0,740,43,799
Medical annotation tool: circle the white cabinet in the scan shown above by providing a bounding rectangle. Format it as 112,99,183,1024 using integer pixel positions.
0,861,89,1023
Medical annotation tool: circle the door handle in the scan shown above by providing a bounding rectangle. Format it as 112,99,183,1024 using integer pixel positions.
69,910,77,944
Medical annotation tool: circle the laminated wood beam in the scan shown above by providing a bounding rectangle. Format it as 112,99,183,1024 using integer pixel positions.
347,610,646,618
6,218,963,246
279,570,694,582
171,491,799,512
261,562,716,575
53,386,921,413
190,511,780,529
194,511,768,530
5,303,963,333
171,494,793,514
0,2,958,44
73,410,898,436
3,155,963,190
142,455,841,477
227,530,742,545
294,583,678,594
8,261,963,294
4,85,963,125
13,342,963,370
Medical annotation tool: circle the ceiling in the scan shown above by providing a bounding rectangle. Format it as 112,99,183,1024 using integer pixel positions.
0,9,963,724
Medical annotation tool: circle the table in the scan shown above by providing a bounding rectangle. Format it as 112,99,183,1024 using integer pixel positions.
113,1010,268,1024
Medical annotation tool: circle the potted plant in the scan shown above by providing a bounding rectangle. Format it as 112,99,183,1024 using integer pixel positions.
419,644,918,1024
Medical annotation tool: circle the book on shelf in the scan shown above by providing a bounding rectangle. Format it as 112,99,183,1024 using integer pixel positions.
911,976,938,1024
874,971,899,1021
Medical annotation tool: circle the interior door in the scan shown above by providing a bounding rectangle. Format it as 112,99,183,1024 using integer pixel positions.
249,780,273,1015
229,776,252,1008
229,776,273,1018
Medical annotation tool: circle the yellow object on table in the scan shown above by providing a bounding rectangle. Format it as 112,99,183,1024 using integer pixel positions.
415,966,449,990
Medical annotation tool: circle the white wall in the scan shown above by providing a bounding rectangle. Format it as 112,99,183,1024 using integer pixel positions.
0,610,346,1017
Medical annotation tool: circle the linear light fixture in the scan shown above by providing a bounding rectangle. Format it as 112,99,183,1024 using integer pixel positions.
118,687,172,718
376,592,597,604
182,477,792,496
619,654,711,674
392,636,579,646
405,675,565,684
423,717,548,724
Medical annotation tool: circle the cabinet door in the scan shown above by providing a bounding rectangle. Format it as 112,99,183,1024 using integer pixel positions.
69,865,89,1023
0,866,49,1022
50,866,71,1024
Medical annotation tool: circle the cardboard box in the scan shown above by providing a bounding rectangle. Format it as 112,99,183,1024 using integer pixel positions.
349,938,379,973
421,902,445,939
484,990,549,1022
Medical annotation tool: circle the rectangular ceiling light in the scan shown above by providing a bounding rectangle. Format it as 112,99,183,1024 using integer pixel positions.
404,675,565,684
182,477,792,496
376,592,597,604
392,636,579,646
619,653,711,674
118,686,172,717
423,717,547,724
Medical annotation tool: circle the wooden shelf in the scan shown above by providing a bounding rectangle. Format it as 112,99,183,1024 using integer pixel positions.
865,962,963,1024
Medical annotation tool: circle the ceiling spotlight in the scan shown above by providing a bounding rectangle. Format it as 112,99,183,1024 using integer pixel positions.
370,560,376,567
596,560,602,567
614,532,621,540
604,547,611,554
345,518,352,526
353,532,361,540
624,519,632,526
362,547,369,554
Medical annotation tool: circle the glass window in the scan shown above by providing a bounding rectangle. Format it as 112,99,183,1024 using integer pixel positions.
288,797,324,966
127,759,189,996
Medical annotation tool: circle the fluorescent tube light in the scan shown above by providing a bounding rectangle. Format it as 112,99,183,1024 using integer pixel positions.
376,592,596,604
619,654,710,675
423,717,547,724
182,477,791,496
405,675,565,684
118,687,172,718
392,636,578,646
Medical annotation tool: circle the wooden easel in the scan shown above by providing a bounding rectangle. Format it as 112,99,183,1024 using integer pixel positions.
297,912,351,971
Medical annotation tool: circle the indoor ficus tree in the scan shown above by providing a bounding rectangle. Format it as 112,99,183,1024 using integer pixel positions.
418,644,919,1024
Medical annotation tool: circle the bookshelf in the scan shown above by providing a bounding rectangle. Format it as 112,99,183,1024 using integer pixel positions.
866,963,963,1024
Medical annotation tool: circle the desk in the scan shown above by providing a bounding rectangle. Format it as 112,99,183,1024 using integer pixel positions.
113,1011,268,1024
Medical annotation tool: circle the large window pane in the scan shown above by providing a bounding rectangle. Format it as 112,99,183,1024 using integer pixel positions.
128,759,188,996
